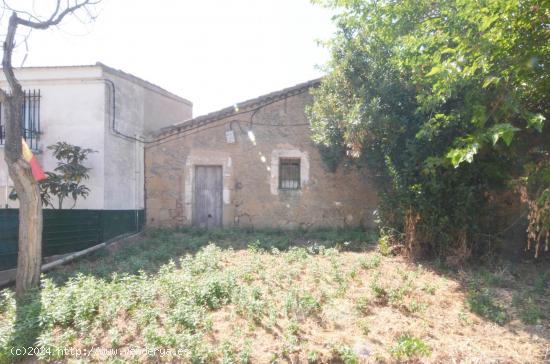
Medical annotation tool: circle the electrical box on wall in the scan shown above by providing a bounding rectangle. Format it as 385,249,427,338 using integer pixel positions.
225,130,236,144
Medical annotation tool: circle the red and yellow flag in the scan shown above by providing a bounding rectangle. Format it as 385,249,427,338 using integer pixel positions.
22,139,46,181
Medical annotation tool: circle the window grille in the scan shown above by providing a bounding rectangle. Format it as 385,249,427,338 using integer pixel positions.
279,158,301,190
0,89,41,150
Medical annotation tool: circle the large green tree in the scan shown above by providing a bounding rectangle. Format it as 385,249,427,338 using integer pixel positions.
309,0,549,258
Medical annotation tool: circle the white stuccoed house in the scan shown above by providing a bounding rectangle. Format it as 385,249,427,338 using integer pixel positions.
0,62,192,211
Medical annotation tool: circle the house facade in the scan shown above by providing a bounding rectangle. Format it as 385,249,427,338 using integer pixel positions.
0,63,192,211
145,80,378,229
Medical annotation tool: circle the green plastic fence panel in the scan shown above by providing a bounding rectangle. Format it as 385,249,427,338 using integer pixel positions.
43,210,102,257
101,210,144,241
0,209,144,270
0,210,18,271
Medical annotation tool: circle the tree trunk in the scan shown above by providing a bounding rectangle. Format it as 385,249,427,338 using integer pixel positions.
0,2,97,297
3,95,43,297
1,12,44,298
9,160,42,297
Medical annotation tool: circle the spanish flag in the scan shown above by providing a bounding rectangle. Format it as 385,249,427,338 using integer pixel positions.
22,139,46,181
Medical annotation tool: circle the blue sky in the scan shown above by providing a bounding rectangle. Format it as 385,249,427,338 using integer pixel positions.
9,0,336,116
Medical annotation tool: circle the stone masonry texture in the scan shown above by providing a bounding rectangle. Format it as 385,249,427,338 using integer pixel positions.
145,88,378,229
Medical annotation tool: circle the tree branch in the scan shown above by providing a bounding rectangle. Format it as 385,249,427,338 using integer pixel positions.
1,0,43,25
3,12,22,96
16,0,98,30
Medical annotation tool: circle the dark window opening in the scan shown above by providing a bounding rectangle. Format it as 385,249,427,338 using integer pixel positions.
279,158,301,190
0,89,41,150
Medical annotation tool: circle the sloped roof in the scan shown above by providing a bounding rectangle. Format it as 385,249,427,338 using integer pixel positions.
97,62,192,105
154,78,321,138
1,62,191,105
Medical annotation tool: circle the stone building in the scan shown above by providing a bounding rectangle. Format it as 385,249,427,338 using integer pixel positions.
145,79,378,229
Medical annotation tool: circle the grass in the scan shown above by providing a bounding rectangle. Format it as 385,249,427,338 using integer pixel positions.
0,228,548,363
466,285,509,326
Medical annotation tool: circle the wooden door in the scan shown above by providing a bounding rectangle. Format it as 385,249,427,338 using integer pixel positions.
194,165,223,228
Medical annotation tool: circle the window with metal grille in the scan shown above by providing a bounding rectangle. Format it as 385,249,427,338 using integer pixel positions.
0,89,41,150
279,158,301,190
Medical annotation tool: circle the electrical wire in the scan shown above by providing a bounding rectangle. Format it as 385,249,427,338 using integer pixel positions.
104,79,144,143
145,88,312,149
105,78,313,148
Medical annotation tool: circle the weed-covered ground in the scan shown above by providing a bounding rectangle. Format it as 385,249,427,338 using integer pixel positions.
0,229,548,363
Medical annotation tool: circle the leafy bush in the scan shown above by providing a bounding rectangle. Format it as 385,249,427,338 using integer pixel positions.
40,142,96,209
309,0,549,259
355,296,370,315
168,302,206,332
378,234,392,257
360,254,381,270
532,272,548,296
369,277,388,305
390,334,431,359
422,283,436,295
519,297,543,325
284,289,322,318
467,287,508,325
234,286,267,322
333,344,358,364
193,274,236,310
513,293,543,325
298,294,322,316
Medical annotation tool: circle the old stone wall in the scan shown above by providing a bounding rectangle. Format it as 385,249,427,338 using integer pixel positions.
145,90,378,229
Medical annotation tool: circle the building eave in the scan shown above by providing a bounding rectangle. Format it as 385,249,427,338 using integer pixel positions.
152,78,322,139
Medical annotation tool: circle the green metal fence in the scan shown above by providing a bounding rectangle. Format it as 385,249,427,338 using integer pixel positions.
0,209,144,270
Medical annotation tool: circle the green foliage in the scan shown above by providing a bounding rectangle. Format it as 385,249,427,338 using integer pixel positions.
284,289,322,318
467,285,508,325
168,302,206,332
234,286,267,322
369,275,388,304
377,234,391,257
407,300,427,314
309,0,550,258
333,344,358,364
357,319,370,336
532,271,548,296
360,254,381,270
518,296,543,325
354,296,370,314
307,350,320,363
421,283,436,295
390,334,431,360
40,142,97,209
0,229,547,362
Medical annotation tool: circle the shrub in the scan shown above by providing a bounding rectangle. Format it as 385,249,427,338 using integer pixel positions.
532,272,548,296
168,303,206,332
309,0,549,259
234,286,267,322
390,334,431,360
298,294,322,316
333,344,358,364
284,289,322,318
307,350,320,363
193,274,236,310
355,296,370,315
360,254,381,270
378,234,392,257
467,287,508,325
516,296,543,325
422,283,437,295
370,275,388,304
